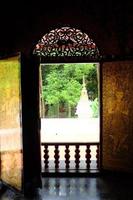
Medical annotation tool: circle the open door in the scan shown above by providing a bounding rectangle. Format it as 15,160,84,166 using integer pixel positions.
0,53,42,194
0,53,23,191
101,60,133,172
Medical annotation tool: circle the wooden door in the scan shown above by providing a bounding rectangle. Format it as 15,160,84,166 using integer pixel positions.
0,53,42,194
0,53,23,191
101,60,133,172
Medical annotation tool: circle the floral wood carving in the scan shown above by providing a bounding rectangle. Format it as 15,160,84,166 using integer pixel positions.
33,27,100,58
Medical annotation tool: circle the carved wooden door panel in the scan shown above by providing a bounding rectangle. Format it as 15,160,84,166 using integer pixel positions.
101,60,133,172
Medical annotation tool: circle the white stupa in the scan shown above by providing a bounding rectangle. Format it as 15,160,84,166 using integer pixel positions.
75,76,92,118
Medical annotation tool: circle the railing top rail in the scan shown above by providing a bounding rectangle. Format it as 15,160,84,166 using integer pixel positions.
41,142,99,146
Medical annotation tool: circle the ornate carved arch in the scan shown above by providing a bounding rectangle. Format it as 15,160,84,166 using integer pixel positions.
33,27,100,59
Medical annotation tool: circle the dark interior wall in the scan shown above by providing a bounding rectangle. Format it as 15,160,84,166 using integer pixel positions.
0,1,132,183
0,1,133,57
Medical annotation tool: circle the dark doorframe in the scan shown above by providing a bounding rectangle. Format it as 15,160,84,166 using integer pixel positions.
21,53,42,194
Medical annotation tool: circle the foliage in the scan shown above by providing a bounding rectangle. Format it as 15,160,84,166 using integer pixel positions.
61,80,82,106
41,63,98,117
91,98,99,118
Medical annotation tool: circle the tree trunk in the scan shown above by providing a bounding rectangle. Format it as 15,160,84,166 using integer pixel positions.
68,103,71,118
57,103,59,118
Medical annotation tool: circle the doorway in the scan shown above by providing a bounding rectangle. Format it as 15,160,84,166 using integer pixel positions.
33,26,101,174
39,62,100,174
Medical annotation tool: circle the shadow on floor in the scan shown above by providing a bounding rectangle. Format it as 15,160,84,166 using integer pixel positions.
0,175,133,199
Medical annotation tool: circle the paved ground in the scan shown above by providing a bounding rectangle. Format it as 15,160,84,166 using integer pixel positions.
41,118,99,143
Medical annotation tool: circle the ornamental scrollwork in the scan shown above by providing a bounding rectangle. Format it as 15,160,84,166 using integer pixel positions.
33,27,100,58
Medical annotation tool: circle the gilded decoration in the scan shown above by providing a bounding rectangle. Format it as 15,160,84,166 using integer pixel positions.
0,56,23,190
1,150,22,190
102,61,133,172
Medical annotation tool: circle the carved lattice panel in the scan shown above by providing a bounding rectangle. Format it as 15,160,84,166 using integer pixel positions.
33,27,100,59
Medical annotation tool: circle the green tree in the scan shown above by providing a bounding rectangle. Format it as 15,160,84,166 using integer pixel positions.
41,63,98,117
61,80,81,117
